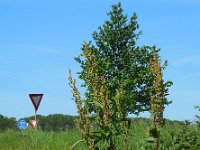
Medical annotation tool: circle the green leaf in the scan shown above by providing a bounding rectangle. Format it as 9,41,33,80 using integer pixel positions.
70,139,85,150
147,137,156,143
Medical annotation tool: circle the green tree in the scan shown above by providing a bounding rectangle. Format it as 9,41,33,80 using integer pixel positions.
22,114,75,131
0,114,17,132
70,2,172,149
75,2,153,116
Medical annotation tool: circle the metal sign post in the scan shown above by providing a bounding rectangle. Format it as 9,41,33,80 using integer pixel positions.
35,110,37,122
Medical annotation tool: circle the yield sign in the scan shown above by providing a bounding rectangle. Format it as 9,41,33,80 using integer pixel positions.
29,94,43,111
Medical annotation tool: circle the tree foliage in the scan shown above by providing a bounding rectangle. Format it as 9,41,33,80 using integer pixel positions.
22,114,75,131
76,2,155,115
70,2,172,150
0,114,17,132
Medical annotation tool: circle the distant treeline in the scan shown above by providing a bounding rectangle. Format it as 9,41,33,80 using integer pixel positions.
22,114,76,131
0,114,75,132
0,114,183,132
0,114,17,131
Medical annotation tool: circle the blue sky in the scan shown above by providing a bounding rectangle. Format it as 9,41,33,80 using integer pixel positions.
0,0,199,121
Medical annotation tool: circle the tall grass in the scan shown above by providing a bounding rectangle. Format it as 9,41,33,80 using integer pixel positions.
1,119,198,150
0,128,86,150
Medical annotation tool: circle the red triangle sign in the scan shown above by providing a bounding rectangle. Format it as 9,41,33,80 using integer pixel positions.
29,94,43,111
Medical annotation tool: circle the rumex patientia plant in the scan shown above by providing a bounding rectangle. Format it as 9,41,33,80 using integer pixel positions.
69,43,129,150
69,69,94,150
148,46,172,150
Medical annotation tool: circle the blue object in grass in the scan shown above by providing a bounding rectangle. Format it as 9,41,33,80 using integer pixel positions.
18,120,27,130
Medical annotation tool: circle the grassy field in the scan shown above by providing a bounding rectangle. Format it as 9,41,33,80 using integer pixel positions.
0,119,198,150
0,128,85,150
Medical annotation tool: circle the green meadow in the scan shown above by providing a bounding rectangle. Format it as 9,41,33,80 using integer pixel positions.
0,118,199,150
